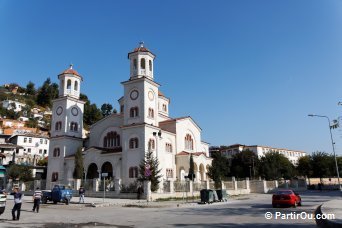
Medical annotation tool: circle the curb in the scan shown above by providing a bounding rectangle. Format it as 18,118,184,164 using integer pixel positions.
315,204,340,228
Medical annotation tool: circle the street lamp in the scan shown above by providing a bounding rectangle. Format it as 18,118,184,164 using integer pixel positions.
308,114,341,190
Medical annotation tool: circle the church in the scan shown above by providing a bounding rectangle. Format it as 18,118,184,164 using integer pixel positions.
46,43,212,191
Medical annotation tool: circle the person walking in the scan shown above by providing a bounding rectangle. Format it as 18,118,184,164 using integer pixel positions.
10,186,23,221
32,187,42,213
79,186,85,203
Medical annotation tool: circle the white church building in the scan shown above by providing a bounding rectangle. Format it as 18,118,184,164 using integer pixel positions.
46,43,212,191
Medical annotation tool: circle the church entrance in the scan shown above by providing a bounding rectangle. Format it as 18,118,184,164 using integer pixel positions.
87,163,99,179
101,162,113,178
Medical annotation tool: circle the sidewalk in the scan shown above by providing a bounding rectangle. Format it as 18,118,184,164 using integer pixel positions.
317,197,342,227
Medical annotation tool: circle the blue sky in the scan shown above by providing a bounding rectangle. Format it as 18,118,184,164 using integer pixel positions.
1,0,342,155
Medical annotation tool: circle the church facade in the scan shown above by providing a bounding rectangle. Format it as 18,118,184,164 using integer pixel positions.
46,43,212,190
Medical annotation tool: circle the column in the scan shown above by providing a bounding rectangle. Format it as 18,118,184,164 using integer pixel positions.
144,180,152,202
114,179,121,194
169,180,174,194
245,177,250,190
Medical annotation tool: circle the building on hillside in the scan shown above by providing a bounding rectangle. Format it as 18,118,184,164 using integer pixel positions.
1,99,26,112
46,43,212,190
212,144,306,166
8,134,49,165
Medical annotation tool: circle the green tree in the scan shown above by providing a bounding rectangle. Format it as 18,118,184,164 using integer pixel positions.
259,151,295,180
208,151,230,189
101,103,113,117
230,150,259,178
6,164,34,182
26,81,36,95
138,150,162,192
84,103,103,128
311,151,334,178
37,159,48,166
188,154,195,181
36,78,59,107
296,155,312,177
73,147,84,179
81,93,103,128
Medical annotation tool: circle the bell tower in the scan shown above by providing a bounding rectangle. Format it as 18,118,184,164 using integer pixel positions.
128,42,155,80
47,65,85,189
58,64,82,99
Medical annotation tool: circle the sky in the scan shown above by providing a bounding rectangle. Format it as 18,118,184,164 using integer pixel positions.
0,0,342,155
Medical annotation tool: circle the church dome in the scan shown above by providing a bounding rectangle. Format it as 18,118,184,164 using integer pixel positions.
58,64,82,79
128,42,155,58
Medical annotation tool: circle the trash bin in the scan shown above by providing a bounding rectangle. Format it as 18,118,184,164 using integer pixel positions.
221,189,228,202
212,189,219,202
200,189,214,204
216,189,223,201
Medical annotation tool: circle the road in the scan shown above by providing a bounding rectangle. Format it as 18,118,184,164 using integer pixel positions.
0,190,339,227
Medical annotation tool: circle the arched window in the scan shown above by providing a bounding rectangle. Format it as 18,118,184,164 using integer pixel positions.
53,148,60,157
74,81,78,91
149,60,152,71
70,122,78,132
148,138,155,150
165,143,172,152
133,59,137,70
130,107,139,118
129,166,139,178
148,108,154,118
141,58,146,69
103,131,121,148
52,172,59,182
67,79,71,89
185,134,194,150
162,104,167,112
129,138,139,149
55,121,62,131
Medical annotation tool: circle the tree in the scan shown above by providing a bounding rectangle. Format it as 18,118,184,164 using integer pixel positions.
296,156,312,177
81,93,103,128
208,151,230,189
26,81,36,96
138,150,162,192
259,151,295,180
188,154,195,181
6,164,34,182
84,103,103,128
36,78,59,107
101,103,113,117
73,147,84,179
230,150,259,178
37,159,48,166
310,151,334,178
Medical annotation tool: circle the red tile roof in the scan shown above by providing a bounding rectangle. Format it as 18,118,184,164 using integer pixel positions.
58,65,82,79
158,90,165,97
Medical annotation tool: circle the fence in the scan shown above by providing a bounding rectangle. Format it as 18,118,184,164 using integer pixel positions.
193,181,206,191
236,180,246,189
223,181,234,190
174,181,190,192
266,181,276,189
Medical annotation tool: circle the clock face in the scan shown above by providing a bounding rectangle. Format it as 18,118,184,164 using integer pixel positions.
130,90,139,100
148,91,154,101
71,107,78,116
56,106,63,116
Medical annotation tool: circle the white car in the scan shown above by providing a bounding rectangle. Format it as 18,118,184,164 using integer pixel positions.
0,192,6,215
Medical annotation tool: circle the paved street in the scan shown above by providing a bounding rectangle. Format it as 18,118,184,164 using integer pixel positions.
0,191,340,227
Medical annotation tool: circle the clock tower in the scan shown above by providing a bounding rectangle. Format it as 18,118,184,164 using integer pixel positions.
122,43,159,126
46,65,85,188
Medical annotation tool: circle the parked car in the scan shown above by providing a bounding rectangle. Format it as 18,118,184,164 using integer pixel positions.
272,190,302,208
41,185,73,205
0,191,6,215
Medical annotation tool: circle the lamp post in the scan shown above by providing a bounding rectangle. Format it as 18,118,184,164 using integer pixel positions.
308,114,341,190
